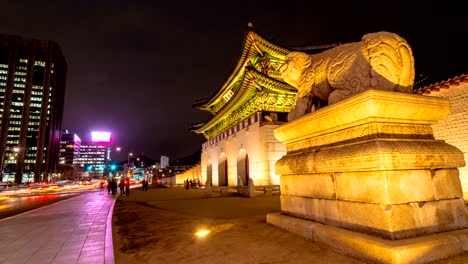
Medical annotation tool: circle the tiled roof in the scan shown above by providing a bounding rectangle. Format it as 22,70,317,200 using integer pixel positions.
193,66,295,135
413,74,468,95
192,27,290,111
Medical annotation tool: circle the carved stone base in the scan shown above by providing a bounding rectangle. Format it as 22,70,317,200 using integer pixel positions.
272,90,468,261
281,195,467,240
267,212,468,264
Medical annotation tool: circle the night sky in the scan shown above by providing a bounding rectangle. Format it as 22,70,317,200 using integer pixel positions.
0,1,466,162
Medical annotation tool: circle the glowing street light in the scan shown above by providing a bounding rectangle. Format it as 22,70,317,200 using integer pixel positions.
128,152,133,169
116,147,121,152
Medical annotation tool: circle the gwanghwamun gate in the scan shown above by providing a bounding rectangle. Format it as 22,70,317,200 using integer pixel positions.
177,24,468,198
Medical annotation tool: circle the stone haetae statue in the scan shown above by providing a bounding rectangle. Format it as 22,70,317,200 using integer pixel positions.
280,31,415,121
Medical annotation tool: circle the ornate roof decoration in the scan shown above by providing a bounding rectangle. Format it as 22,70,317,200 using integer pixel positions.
192,26,291,114
193,66,297,139
191,24,340,139
413,74,468,95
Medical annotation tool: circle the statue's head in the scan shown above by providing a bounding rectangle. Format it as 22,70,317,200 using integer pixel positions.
279,52,310,89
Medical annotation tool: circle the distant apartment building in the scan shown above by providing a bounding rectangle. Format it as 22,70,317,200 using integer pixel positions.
0,34,67,183
58,129,81,180
160,155,169,169
77,144,110,174
59,129,81,166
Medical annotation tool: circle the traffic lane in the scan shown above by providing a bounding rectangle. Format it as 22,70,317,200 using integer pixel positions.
0,192,85,220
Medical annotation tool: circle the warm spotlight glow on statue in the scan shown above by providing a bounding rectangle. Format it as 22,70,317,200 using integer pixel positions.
280,31,415,121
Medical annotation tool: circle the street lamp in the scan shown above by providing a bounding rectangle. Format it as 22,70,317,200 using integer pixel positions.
111,147,122,177
128,152,133,169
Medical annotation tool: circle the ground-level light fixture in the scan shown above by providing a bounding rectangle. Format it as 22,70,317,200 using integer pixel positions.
195,229,211,237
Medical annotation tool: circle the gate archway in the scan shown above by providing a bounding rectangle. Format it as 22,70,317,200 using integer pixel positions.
237,151,249,186
206,161,212,186
218,154,228,186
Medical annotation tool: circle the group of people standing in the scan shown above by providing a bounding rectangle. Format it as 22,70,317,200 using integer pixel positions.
184,178,201,190
99,178,150,195
103,178,130,196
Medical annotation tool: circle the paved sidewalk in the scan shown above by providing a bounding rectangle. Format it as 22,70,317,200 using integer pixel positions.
0,191,117,264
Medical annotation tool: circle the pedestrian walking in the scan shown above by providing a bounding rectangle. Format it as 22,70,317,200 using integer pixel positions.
107,179,112,194
119,180,125,194
125,179,130,196
111,179,117,195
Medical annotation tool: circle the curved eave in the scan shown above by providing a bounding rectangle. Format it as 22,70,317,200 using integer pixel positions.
251,30,291,58
194,29,290,111
413,74,468,95
194,81,255,134
192,98,209,108
245,66,297,95
194,67,297,135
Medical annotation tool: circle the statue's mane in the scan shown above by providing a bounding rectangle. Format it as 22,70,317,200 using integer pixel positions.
298,58,314,98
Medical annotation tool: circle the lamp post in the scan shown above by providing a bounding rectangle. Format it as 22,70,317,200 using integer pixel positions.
114,147,122,178
128,152,133,170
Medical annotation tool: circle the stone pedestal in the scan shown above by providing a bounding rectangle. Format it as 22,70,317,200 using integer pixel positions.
267,90,468,263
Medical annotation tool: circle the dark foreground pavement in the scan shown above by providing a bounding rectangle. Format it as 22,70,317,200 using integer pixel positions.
0,191,116,264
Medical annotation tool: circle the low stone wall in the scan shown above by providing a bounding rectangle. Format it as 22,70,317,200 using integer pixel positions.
205,181,280,198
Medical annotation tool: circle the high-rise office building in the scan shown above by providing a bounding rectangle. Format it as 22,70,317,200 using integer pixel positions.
77,144,109,174
0,34,67,183
58,129,81,180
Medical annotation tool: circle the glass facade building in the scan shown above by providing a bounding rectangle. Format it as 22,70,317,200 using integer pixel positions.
0,34,67,183
78,144,110,174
